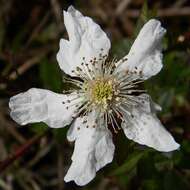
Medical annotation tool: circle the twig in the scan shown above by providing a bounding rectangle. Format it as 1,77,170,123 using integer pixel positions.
125,7,190,18
0,112,26,144
0,132,46,173
24,12,50,49
172,0,187,8
8,56,43,80
50,0,64,31
27,141,53,167
116,0,131,16
0,139,7,161
0,178,12,190
8,46,52,80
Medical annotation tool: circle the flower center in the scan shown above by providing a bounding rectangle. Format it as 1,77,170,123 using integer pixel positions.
64,54,146,133
85,77,114,110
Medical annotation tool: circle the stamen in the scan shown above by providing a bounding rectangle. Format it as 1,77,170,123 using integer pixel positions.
61,52,147,135
110,111,121,131
106,111,117,133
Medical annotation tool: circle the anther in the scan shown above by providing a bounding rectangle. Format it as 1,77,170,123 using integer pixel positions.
76,67,81,71
115,97,120,102
122,58,128,62
82,120,87,124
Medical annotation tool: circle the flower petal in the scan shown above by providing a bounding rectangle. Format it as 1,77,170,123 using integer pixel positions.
65,112,115,186
121,94,180,152
116,19,166,79
9,88,82,128
57,6,111,76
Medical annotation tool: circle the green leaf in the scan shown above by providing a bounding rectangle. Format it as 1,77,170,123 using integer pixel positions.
111,150,147,176
111,38,133,59
30,122,49,134
164,171,189,190
137,153,158,179
142,179,162,190
158,88,175,113
53,127,68,143
39,58,62,92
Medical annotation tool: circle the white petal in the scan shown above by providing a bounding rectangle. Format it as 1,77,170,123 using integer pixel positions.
65,112,115,186
57,6,111,76
9,88,82,128
120,93,161,114
116,19,166,79
138,93,162,113
121,97,180,152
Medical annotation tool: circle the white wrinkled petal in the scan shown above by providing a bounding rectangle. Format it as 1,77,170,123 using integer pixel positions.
116,19,166,79
121,95,180,152
94,131,115,171
121,93,161,114
57,6,111,76
139,94,162,113
9,88,82,128
65,112,115,186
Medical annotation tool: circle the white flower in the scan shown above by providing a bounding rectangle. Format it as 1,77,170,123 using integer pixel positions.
9,6,180,186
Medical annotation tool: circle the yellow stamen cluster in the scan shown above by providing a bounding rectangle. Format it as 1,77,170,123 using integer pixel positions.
85,78,114,111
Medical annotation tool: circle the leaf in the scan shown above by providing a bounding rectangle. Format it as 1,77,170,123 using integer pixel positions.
31,122,49,134
137,153,158,179
141,179,162,190
39,58,62,92
158,88,175,113
111,38,133,59
111,150,147,176
53,127,68,143
164,171,189,190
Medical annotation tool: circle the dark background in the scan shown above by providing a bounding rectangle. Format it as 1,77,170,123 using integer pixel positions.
0,0,190,189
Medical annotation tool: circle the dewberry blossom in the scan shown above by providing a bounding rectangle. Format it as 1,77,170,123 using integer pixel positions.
9,6,180,186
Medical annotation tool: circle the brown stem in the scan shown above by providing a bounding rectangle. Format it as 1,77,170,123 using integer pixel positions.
0,132,45,173
125,7,190,18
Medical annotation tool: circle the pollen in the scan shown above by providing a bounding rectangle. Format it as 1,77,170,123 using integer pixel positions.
85,77,114,110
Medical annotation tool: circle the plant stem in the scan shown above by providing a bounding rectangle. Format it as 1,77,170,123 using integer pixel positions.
0,132,45,173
